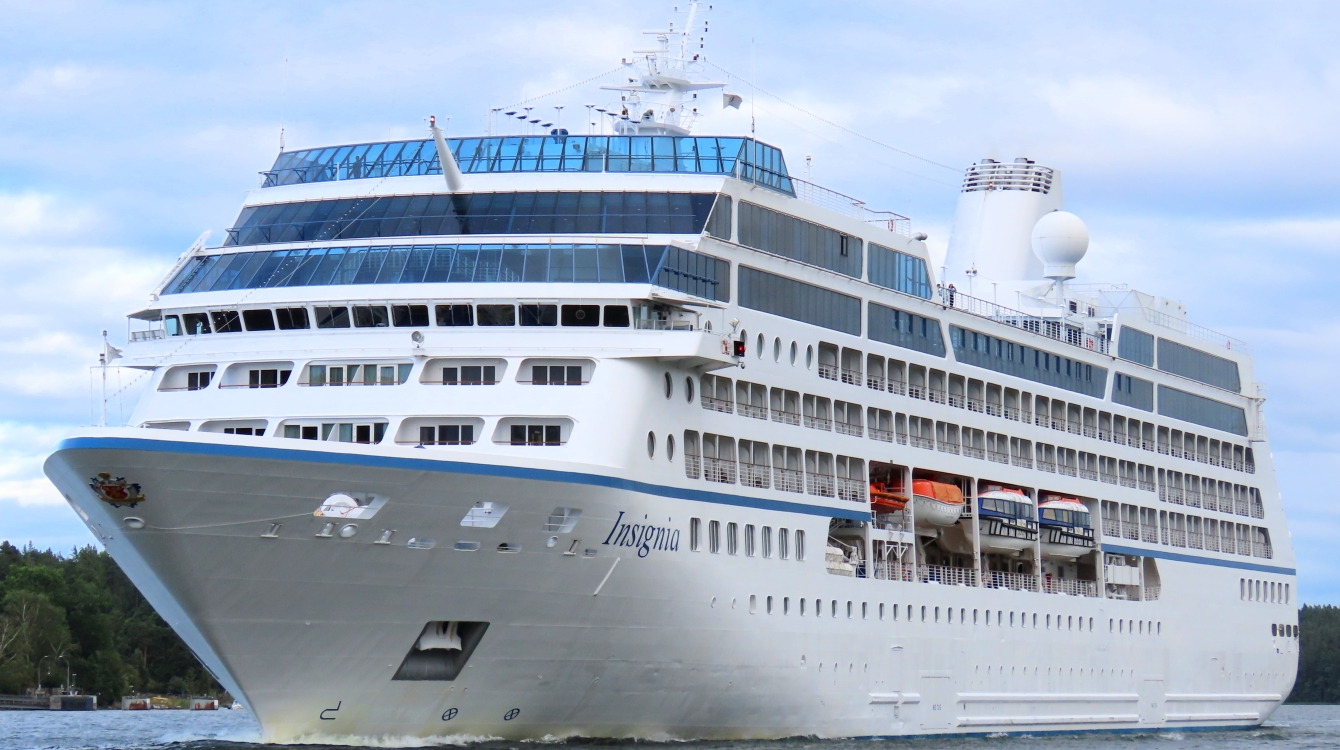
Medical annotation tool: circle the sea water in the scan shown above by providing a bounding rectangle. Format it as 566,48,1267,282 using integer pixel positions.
3,705,1337,750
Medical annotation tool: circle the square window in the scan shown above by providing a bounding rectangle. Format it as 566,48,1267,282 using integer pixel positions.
602,305,630,327
284,425,300,439
561,304,600,327
182,312,211,335
477,304,515,326
510,425,527,445
544,425,561,445
420,425,436,445
356,424,372,443
392,304,429,327
276,307,310,330
532,365,549,385
210,310,243,333
566,365,582,384
301,425,318,440
435,303,474,326
520,304,558,326
353,305,390,328
315,306,350,329
242,309,275,331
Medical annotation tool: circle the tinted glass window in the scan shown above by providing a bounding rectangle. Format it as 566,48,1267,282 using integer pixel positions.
210,310,243,333
477,304,515,326
353,306,390,328
315,306,351,329
738,266,860,335
603,305,630,327
1118,326,1155,366
182,313,210,334
392,304,429,327
276,307,310,330
520,304,557,326
435,304,474,326
561,305,600,327
242,309,275,331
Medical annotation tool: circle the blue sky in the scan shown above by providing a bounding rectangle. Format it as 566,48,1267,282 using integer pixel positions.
3,1,1338,599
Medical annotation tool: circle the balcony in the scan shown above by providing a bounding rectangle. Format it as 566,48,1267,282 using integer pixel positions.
870,427,894,443
1102,517,1121,537
988,450,1010,464
937,441,960,456
928,388,947,405
773,467,804,493
872,560,914,582
804,415,832,431
1011,454,1033,469
889,380,907,396
740,464,769,489
837,478,866,503
738,403,768,420
967,396,985,413
772,409,800,427
910,435,934,450
703,457,736,484
1144,585,1161,601
984,570,1038,592
701,395,732,414
840,367,862,386
807,473,835,498
948,393,965,409
818,363,839,381
920,565,978,587
835,421,863,437
963,445,986,460
1141,523,1158,543
1037,459,1057,473
866,374,886,392
1042,578,1098,597
907,383,926,400
1079,468,1098,481
1058,464,1078,478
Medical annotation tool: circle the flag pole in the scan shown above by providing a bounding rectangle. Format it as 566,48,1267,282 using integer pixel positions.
100,330,108,427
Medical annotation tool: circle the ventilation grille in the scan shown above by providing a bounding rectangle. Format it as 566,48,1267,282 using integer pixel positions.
962,160,1055,194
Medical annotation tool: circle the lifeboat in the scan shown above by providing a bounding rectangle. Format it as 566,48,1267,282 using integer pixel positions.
977,489,1038,552
1038,497,1096,558
869,481,908,512
912,479,965,529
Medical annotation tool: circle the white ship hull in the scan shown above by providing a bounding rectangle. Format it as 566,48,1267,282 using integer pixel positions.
46,431,1297,742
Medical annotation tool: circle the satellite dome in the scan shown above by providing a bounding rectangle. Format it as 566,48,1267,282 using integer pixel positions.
1031,210,1088,280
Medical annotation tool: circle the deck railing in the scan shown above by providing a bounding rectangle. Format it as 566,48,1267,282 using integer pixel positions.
910,435,934,450
773,467,804,493
837,477,866,503
872,560,915,582
1043,578,1099,597
988,449,1010,464
772,409,800,426
836,421,863,437
870,427,894,443
936,287,1113,356
1102,518,1121,537
985,570,1038,592
740,464,769,489
684,454,701,479
738,403,768,420
840,367,862,386
804,415,832,431
703,457,736,484
701,395,732,414
807,473,835,497
919,565,978,587
817,363,839,381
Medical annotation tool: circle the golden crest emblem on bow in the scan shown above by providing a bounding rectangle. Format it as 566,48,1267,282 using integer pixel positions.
89,472,146,507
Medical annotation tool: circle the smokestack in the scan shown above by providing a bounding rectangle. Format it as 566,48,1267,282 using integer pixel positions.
943,158,1063,290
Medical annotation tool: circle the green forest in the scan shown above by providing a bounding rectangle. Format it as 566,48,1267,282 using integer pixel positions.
2,540,1340,704
0,541,221,700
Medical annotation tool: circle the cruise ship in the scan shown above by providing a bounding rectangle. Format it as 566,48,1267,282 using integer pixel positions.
44,4,1298,741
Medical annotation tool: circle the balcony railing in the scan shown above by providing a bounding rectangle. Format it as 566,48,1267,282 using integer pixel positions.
1141,523,1159,543
840,367,862,386
807,473,835,498
817,363,839,381
1255,541,1274,559
1004,405,1021,421
907,383,926,400
1138,480,1156,492
701,395,732,414
986,402,1003,417
1058,464,1078,478
937,286,1112,355
988,449,1010,464
773,467,804,493
772,409,800,426
836,421,863,437
919,565,978,587
837,477,866,503
937,441,960,455
804,415,832,431
963,445,986,460
1203,533,1219,552
685,453,701,479
985,570,1038,592
703,457,736,484
948,393,965,409
1011,454,1033,469
867,374,886,391
1079,468,1098,481
928,388,947,405
889,380,907,396
967,396,985,413
1102,518,1121,537
740,463,769,489
1123,520,1140,541
1043,578,1098,597
870,427,894,443
872,560,915,582
1144,585,1161,601
910,435,934,450
1187,530,1203,549
1169,529,1187,548
1037,459,1057,473
738,403,768,420
1100,471,1118,485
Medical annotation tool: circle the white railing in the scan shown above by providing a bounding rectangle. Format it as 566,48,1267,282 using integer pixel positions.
1139,306,1251,355
701,395,732,414
870,427,894,443
772,410,800,426
790,175,912,236
773,467,804,493
1102,518,1121,537
817,363,839,381
910,435,934,450
837,477,866,503
129,329,166,342
807,473,835,498
804,415,832,431
985,570,1038,592
1144,585,1161,601
867,374,886,391
703,457,736,484
872,560,915,582
988,450,1010,464
919,565,978,587
836,421,863,437
840,367,862,386
740,464,769,488
684,454,701,479
1043,578,1099,597
937,288,1111,355
738,403,768,420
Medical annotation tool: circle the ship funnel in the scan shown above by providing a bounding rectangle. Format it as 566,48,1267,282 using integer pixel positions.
943,158,1063,290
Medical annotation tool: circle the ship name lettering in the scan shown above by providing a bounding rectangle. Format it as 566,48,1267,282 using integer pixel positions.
601,511,680,557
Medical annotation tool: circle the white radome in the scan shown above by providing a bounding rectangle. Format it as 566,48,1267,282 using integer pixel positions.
1031,209,1089,280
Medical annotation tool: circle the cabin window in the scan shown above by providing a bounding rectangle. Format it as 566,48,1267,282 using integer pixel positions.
315,306,351,329
392,304,430,327
418,424,475,446
709,520,721,553
436,304,475,326
603,305,630,327
561,304,600,327
248,368,291,388
182,312,211,334
690,518,701,551
353,305,390,328
187,371,212,390
443,365,497,385
795,530,805,561
726,522,738,554
778,528,789,559
761,526,773,558
520,304,558,326
276,307,310,329
509,425,562,446
744,524,756,557
222,427,263,436
531,365,583,385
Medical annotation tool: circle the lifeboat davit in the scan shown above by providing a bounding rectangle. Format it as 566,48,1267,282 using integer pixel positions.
912,479,965,529
869,481,908,512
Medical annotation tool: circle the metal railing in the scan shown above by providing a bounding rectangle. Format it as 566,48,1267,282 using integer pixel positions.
1139,306,1250,355
837,477,866,503
790,174,912,235
804,415,832,431
867,374,886,391
1043,578,1099,597
1102,518,1121,537
840,367,862,386
774,467,804,493
1058,464,1078,478
740,463,770,489
963,445,986,460
872,560,915,582
1144,585,1161,601
807,473,835,498
130,329,166,342
910,435,934,450
1100,471,1118,485
1011,454,1033,469
889,379,907,396
701,395,732,414
919,565,978,587
948,393,965,409
896,432,908,446
836,421,863,437
986,402,1003,417
939,287,1112,355
870,427,894,443
1138,480,1156,492
1037,459,1057,473
1123,520,1140,541
1141,523,1159,543
1203,532,1219,552
634,318,695,331
772,409,800,426
988,450,1010,464
738,403,768,420
967,396,985,413
928,388,947,405
1187,530,1203,549
685,454,701,479
1079,468,1098,481
1255,541,1273,559
703,457,736,484
937,441,960,455
817,363,839,381
985,570,1038,592
1120,476,1137,489
1169,529,1187,548
907,383,926,400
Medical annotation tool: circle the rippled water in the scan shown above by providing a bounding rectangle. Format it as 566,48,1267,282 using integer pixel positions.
4,705,1338,750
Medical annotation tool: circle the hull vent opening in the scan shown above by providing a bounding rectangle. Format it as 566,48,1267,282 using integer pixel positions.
392,621,489,681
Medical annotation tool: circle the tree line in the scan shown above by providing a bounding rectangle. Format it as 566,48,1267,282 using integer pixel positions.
0,541,221,700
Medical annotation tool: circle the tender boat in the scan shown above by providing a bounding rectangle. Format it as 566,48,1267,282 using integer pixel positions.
977,488,1038,552
1038,496,1096,559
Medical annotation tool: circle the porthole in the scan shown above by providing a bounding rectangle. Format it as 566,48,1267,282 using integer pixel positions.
805,344,814,369
773,337,781,362
685,376,694,403
666,433,676,460
756,332,764,359
646,431,656,458
664,372,673,399
790,341,798,365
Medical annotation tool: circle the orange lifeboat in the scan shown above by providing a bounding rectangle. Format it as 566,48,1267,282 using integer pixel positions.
912,479,966,527
869,481,908,511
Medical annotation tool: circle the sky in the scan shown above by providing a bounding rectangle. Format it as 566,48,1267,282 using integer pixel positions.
2,1,1338,599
